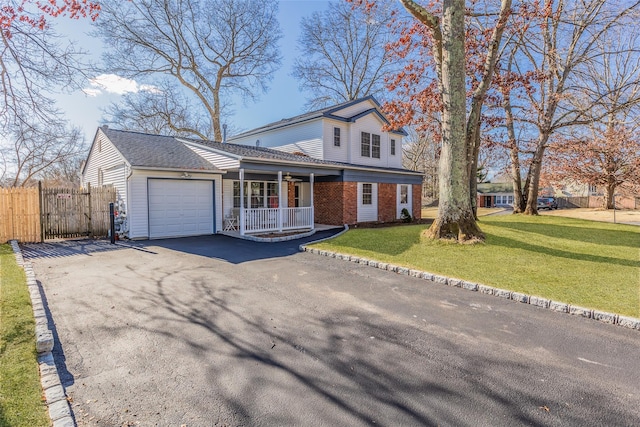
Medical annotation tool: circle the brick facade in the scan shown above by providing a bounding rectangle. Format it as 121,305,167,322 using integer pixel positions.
287,182,295,207
377,183,397,222
413,184,422,220
314,181,421,225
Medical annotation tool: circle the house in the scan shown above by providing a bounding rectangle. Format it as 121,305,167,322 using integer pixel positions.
477,182,515,208
81,97,423,240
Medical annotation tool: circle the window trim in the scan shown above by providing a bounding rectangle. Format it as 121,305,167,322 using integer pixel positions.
400,184,408,204
372,134,380,159
362,183,373,205
361,132,371,157
333,127,341,147
390,139,396,156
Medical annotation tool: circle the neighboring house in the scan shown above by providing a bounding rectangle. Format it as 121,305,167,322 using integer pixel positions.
477,182,515,208
82,98,422,240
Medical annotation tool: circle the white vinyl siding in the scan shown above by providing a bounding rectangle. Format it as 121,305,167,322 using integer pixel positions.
127,170,223,239
323,120,348,162
231,121,323,159
184,142,240,170
396,184,412,219
330,98,378,117
349,114,402,168
83,130,128,203
357,182,378,222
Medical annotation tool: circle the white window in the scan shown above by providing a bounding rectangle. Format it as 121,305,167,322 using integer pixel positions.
334,127,341,147
233,180,279,208
361,132,381,158
362,183,373,205
361,132,371,157
390,139,396,155
400,185,408,204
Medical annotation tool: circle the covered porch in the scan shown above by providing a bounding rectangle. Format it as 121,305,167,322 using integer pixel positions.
222,168,318,236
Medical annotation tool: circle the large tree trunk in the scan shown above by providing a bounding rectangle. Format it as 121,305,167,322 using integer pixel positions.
425,0,484,242
604,181,616,209
524,132,550,215
503,91,526,213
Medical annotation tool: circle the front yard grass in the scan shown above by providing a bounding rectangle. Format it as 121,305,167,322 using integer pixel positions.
0,244,49,427
311,215,640,318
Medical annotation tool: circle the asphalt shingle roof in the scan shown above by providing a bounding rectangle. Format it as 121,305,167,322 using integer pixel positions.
103,127,219,171
100,127,422,176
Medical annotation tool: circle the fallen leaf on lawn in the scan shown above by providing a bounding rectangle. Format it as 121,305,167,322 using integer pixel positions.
539,405,550,412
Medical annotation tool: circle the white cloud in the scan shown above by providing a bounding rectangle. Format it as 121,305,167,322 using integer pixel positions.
82,74,160,96
82,88,102,97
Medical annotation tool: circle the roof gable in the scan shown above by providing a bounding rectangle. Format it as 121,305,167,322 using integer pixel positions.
229,96,406,140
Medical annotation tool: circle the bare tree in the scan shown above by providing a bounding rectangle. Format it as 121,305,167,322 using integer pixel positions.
95,0,282,141
1,121,85,187
293,0,394,109
0,1,92,186
102,81,210,136
545,25,640,209
512,0,640,214
402,126,439,204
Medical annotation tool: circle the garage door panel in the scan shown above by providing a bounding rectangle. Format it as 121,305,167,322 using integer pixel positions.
148,179,214,239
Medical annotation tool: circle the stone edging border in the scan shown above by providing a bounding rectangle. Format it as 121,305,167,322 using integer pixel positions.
298,241,640,332
9,240,75,427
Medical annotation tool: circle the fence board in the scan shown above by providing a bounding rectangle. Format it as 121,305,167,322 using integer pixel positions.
0,187,41,243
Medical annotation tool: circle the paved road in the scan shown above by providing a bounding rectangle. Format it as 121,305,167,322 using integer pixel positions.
24,234,640,427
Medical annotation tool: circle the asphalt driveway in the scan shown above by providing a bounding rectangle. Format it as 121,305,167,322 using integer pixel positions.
24,234,640,426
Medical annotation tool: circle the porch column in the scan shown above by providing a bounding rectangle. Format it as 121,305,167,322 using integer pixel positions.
239,168,245,236
310,173,315,230
278,171,283,232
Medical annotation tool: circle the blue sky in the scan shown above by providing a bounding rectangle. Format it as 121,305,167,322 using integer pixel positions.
54,0,331,143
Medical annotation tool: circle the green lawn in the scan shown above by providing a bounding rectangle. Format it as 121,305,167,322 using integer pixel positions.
0,244,49,427
311,215,640,317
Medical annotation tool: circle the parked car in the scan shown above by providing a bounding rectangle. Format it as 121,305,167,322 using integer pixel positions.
537,197,558,210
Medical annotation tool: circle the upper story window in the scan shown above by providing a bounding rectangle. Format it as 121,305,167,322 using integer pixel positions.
372,134,380,159
334,127,341,147
362,183,372,205
361,132,371,157
390,139,396,155
361,132,381,158
588,184,597,194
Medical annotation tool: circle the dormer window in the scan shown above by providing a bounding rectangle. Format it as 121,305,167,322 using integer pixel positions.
334,127,341,147
390,139,396,155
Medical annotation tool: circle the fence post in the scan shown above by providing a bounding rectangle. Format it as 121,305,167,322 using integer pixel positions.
109,202,115,244
38,181,44,242
87,183,93,238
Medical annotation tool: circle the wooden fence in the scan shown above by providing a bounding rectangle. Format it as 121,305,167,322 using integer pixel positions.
556,196,639,209
0,185,116,243
0,187,41,243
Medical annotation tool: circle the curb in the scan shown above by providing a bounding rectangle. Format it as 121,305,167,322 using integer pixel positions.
298,243,640,332
9,241,75,427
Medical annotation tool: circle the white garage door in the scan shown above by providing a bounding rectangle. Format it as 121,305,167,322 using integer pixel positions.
148,179,214,239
